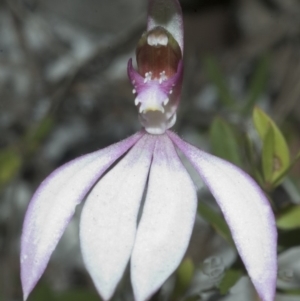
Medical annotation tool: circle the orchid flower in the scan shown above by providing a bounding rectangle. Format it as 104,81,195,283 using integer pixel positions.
20,1,277,301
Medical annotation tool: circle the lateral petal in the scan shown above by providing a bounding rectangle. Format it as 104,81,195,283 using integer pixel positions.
131,134,197,301
147,0,184,52
80,134,156,301
20,132,143,300
168,131,277,301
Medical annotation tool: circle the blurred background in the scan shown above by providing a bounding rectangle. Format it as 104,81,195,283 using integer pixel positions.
1,0,300,300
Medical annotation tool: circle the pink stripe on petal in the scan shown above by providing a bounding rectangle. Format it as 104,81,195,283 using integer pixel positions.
131,134,197,301
168,131,277,301
80,134,156,301
147,0,184,52
20,131,144,301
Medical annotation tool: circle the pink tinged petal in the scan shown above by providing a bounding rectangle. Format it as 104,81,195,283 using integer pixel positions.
128,59,183,134
20,131,144,301
80,134,156,301
147,0,184,53
131,134,197,301
128,59,183,97
168,131,277,301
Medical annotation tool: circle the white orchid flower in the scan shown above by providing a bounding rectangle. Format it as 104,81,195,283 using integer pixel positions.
20,1,277,301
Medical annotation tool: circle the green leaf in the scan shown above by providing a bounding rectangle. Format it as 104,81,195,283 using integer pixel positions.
203,56,236,108
218,269,243,295
210,117,243,167
177,258,194,290
281,289,300,295
28,284,55,301
182,297,201,301
253,107,290,185
56,290,100,301
243,134,264,185
198,202,233,246
25,117,54,152
27,284,101,301
0,149,22,187
172,258,195,299
273,150,300,187
278,228,300,248
244,55,269,113
262,125,275,182
32,117,54,142
277,206,300,230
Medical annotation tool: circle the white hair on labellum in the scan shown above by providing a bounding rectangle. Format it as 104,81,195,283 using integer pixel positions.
159,71,168,84
144,72,153,83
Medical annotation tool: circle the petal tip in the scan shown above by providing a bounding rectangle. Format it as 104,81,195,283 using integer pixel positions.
20,258,36,301
23,293,29,301
21,282,31,301
132,284,154,301
255,275,277,301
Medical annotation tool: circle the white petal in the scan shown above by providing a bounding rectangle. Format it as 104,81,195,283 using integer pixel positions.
147,0,184,52
80,134,156,301
168,131,277,301
20,132,143,300
131,134,197,301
